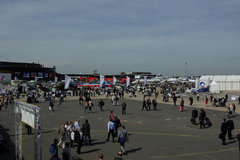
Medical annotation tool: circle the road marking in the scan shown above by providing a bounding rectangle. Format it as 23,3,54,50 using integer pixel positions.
137,121,142,123
165,119,171,121
183,117,187,119
90,130,199,137
80,116,84,118
148,147,238,159
177,118,181,119
98,118,102,119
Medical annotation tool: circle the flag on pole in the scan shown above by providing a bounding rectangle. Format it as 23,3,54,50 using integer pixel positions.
195,77,199,89
100,75,105,88
207,77,210,87
65,75,71,89
55,77,58,83
126,76,130,87
144,76,147,85
113,76,116,85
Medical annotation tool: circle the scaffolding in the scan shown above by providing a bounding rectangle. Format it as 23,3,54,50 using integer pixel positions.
15,101,42,160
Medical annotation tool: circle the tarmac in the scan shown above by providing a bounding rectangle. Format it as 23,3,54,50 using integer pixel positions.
0,90,240,160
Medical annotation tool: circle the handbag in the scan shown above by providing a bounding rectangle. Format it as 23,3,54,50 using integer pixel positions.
120,130,126,143
218,133,222,139
49,106,52,111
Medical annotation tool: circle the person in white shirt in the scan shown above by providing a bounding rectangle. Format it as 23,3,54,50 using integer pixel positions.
106,118,115,142
74,119,80,130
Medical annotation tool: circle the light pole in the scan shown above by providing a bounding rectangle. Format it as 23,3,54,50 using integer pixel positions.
185,62,187,77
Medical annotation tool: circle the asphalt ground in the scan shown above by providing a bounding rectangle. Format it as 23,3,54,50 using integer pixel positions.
0,93,240,160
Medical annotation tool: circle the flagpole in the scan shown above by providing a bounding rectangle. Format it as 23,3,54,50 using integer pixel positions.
185,62,187,77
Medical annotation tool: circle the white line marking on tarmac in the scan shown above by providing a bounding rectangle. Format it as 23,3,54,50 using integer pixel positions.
98,118,102,119
183,117,187,119
165,119,171,121
177,118,181,119
80,116,84,118
137,121,142,123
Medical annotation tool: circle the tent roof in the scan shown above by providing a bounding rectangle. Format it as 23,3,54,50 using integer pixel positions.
199,75,214,80
213,75,227,81
226,75,240,81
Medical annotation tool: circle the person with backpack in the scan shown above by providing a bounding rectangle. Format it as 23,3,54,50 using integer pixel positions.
84,100,89,113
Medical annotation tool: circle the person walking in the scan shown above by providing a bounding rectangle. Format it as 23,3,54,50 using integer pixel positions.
189,95,193,106
147,98,151,111
79,95,83,106
180,98,184,112
114,151,123,160
88,100,93,113
173,94,177,106
117,125,129,155
141,99,148,111
82,119,91,146
226,118,235,140
57,124,66,148
69,122,75,148
199,109,205,129
106,118,115,143
220,118,227,145
99,99,104,111
74,119,80,130
49,139,59,160
205,95,208,107
49,99,54,111
75,127,83,154
84,100,89,113
113,115,121,137
191,107,198,125
61,142,71,160
152,98,157,111
122,102,126,115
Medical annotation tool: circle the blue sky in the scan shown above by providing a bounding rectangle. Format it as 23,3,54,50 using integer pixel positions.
1,0,240,76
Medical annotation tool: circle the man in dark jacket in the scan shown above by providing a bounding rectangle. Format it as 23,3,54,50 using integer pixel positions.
147,98,151,111
98,99,104,111
192,107,198,125
113,116,121,137
199,109,205,129
226,118,235,140
189,95,193,106
220,118,227,145
75,127,83,154
82,119,91,146
141,99,148,111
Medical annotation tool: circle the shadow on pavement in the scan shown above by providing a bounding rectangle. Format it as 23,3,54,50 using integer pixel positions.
0,124,19,159
126,147,142,154
82,148,101,154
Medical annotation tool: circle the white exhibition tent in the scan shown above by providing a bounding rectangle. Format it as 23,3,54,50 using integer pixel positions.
209,80,220,93
199,75,240,91
213,75,228,90
226,75,240,91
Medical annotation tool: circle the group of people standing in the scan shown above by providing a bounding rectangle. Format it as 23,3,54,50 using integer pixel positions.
51,118,91,160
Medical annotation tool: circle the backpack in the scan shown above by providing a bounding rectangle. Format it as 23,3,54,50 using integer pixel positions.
102,101,105,106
